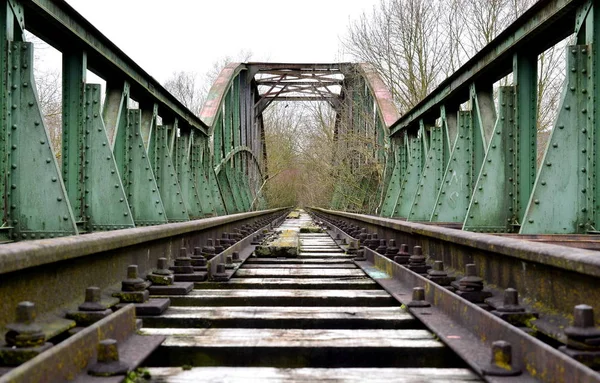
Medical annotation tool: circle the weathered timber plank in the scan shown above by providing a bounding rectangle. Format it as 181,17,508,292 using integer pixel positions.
234,268,365,278
142,328,458,368
194,277,378,290
141,306,418,329
245,257,352,264
240,264,357,269
153,289,395,307
144,367,481,382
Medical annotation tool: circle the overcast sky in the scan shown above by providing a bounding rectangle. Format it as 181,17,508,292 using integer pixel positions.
53,0,379,84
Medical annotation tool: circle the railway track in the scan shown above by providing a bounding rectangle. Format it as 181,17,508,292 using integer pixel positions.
140,212,477,382
0,209,598,382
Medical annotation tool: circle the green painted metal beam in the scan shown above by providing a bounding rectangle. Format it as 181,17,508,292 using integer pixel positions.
392,128,425,218
520,45,592,233
408,116,449,221
380,137,406,217
6,41,77,239
61,49,85,224
175,129,204,219
463,87,518,232
123,109,167,225
190,136,218,216
82,84,135,231
430,111,475,223
150,123,189,222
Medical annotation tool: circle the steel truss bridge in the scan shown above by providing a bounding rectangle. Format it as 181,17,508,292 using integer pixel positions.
0,0,599,382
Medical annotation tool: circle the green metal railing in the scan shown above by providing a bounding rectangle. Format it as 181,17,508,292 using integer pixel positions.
0,0,234,241
381,0,600,234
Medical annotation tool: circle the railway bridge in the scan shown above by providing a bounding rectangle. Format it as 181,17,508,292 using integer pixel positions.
0,0,600,382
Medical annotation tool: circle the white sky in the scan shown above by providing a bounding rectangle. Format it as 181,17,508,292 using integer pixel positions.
45,0,380,84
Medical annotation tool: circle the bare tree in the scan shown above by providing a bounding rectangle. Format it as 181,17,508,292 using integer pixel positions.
343,0,448,113
164,71,204,115
163,50,253,116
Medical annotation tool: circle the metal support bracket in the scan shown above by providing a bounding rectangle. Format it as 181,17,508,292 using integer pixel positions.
408,114,449,221
151,123,189,222
521,45,594,233
392,129,424,218
83,84,134,231
5,42,77,239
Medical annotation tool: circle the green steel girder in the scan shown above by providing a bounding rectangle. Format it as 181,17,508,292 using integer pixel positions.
190,136,218,217
464,52,538,233
5,41,77,239
208,160,227,215
122,110,167,225
380,137,407,217
175,128,204,219
224,165,244,213
463,88,519,232
430,111,475,223
150,123,189,222
103,82,167,226
392,129,424,217
408,114,450,221
520,45,594,233
429,85,493,224
82,84,135,231
61,50,85,224
218,168,238,214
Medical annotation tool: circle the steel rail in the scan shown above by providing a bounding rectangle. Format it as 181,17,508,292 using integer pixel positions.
312,209,600,382
309,208,600,341
0,208,288,333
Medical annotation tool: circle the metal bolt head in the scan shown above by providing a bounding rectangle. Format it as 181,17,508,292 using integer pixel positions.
179,247,188,258
206,238,214,247
412,287,425,301
399,244,410,255
492,341,512,366
15,301,35,324
413,246,422,256
157,258,168,270
232,251,240,261
466,264,477,277
503,288,519,306
407,287,431,308
226,255,233,265
481,340,521,376
573,304,595,328
88,338,129,376
78,287,106,312
97,339,119,363
216,263,226,273
433,260,444,271
126,265,138,279
5,301,45,347
193,247,202,256
85,287,101,303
